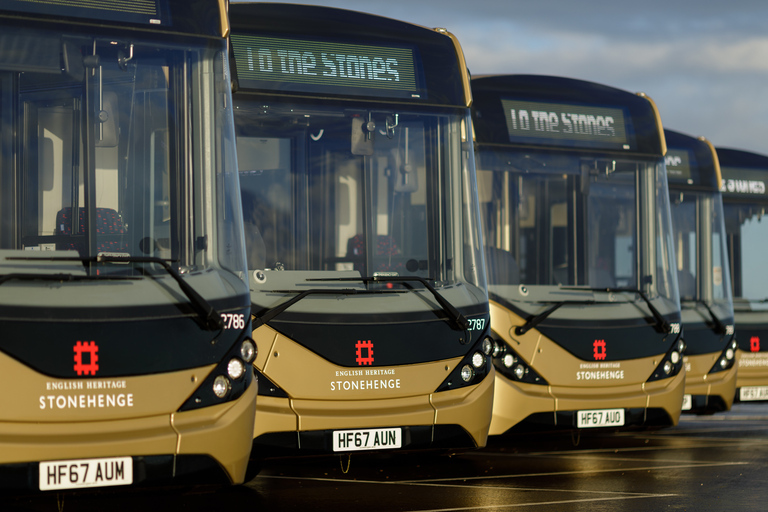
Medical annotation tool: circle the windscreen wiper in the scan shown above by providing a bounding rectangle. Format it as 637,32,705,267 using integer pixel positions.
307,276,470,331
688,299,728,336
0,272,139,286
559,286,671,333
252,288,398,328
7,255,224,331
513,299,597,335
515,301,564,335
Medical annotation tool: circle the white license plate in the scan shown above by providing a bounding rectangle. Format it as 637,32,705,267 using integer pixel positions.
740,386,768,401
576,408,625,428
332,428,402,452
682,394,692,410
39,457,133,491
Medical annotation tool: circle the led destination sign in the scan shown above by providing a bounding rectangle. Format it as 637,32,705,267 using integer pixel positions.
720,167,768,196
665,149,692,182
4,0,165,25
231,34,421,99
501,99,629,149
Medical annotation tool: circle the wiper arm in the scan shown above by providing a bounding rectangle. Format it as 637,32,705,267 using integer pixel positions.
559,286,671,334
307,276,470,331
515,302,564,335
252,288,397,327
7,255,224,331
513,299,596,335
690,300,727,336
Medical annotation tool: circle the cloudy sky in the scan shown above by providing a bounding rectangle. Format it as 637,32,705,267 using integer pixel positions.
232,0,768,155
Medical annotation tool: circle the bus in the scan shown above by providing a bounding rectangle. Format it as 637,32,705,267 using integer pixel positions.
717,147,768,402
471,75,685,435
229,3,494,456
665,129,736,414
0,0,256,490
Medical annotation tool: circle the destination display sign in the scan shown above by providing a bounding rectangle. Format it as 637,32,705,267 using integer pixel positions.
665,148,693,182
501,99,630,149
231,34,422,99
4,0,166,25
720,167,768,196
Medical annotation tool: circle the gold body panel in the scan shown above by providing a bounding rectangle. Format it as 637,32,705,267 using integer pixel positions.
0,351,257,484
683,352,737,409
736,351,768,389
488,300,685,435
252,325,494,447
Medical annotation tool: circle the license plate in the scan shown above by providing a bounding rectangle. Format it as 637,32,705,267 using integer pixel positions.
682,394,692,410
39,457,133,491
576,408,625,428
740,386,768,401
332,428,402,452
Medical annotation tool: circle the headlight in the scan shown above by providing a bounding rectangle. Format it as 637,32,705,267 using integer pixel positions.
212,375,231,398
227,358,245,380
471,351,485,369
663,361,673,375
482,338,493,355
503,353,515,368
241,338,257,363
726,348,735,360
513,364,525,380
670,351,680,364
460,365,474,382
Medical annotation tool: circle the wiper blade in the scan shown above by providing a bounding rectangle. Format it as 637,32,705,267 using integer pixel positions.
307,276,470,331
0,272,139,285
7,255,224,331
559,286,671,333
515,302,564,335
252,288,398,327
689,300,728,336
513,299,596,335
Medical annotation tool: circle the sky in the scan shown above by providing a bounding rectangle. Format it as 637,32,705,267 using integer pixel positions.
231,0,768,155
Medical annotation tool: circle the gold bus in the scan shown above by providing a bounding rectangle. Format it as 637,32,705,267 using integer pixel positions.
665,129,737,414
229,3,494,457
717,147,768,402
471,75,685,434
0,0,256,490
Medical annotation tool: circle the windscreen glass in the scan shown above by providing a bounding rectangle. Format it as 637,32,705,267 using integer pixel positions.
477,149,678,313
235,98,486,299
669,191,732,308
0,27,245,277
724,201,768,303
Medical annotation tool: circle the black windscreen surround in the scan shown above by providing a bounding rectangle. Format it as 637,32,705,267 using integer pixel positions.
2,0,169,25
664,129,719,190
229,3,466,106
0,0,227,36
472,75,665,155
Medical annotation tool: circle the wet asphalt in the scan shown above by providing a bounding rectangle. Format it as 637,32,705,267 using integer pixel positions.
7,402,768,511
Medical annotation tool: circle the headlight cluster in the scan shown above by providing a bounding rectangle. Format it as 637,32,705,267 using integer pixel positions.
709,339,738,374
435,336,494,392
179,337,257,410
492,340,547,385
647,337,686,382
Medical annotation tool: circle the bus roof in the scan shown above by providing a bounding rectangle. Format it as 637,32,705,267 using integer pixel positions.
471,74,665,156
0,0,228,38
228,2,470,107
664,129,721,191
